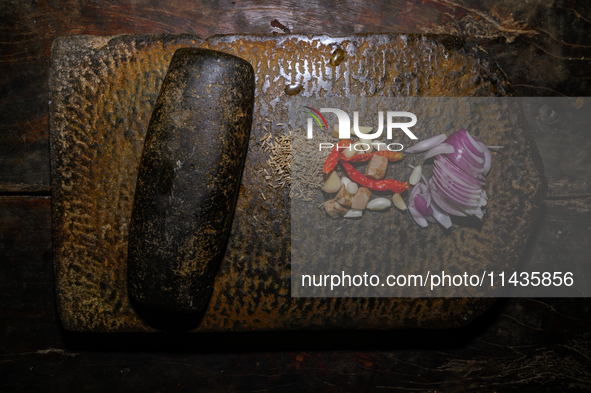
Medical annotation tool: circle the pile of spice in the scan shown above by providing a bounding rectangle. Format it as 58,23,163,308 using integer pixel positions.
290,129,333,201
261,127,291,190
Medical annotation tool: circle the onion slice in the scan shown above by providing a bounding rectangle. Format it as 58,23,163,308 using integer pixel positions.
480,141,492,175
430,201,452,228
409,206,428,228
414,194,434,217
403,129,496,228
424,143,454,160
405,134,447,153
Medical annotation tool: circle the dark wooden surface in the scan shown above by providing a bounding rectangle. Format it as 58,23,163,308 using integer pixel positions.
1,0,590,391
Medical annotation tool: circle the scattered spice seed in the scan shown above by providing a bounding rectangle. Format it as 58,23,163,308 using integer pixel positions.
264,130,292,190
262,126,343,202
289,127,334,201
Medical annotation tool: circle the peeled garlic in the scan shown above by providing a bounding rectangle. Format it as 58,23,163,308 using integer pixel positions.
367,197,391,211
351,126,373,135
344,208,363,218
352,141,371,154
341,176,351,188
331,125,340,139
321,171,341,193
331,123,349,139
392,193,407,211
358,139,373,153
409,165,422,186
342,147,357,158
346,182,359,195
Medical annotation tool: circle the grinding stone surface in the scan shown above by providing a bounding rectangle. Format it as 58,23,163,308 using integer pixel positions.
49,34,545,332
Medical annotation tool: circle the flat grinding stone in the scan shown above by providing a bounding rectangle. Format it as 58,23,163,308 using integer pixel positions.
49,34,546,332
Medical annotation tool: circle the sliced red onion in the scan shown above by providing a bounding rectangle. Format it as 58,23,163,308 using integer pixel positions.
434,157,485,187
480,141,492,175
433,167,483,196
430,200,452,229
464,206,485,219
405,129,497,228
424,143,454,160
410,182,430,207
405,134,447,153
429,179,467,217
461,139,484,164
409,181,421,200
409,183,434,227
478,190,488,207
420,183,432,207
444,131,487,176
432,175,480,207
465,130,485,154
432,176,480,204
414,194,434,217
409,205,429,228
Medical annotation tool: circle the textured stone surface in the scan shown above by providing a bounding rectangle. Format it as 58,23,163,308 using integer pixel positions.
127,48,255,313
291,96,547,298
49,33,545,332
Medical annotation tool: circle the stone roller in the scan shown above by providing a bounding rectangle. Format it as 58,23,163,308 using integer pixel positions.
127,48,255,313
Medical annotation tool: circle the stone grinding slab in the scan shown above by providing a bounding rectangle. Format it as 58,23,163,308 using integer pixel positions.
49,34,546,332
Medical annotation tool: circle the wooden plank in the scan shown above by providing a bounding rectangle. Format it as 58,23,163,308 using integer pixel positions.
1,0,591,193
1,0,591,390
0,197,62,353
1,197,590,390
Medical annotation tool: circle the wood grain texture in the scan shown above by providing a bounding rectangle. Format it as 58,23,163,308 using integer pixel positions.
1,0,591,391
0,197,61,353
1,197,590,390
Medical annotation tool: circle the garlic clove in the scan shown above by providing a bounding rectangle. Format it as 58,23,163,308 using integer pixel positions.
367,197,392,211
409,165,422,186
392,193,407,211
342,147,357,158
321,171,341,193
344,208,363,218
346,182,359,195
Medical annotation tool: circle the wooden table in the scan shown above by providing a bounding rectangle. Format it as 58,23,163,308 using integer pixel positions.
2,1,590,391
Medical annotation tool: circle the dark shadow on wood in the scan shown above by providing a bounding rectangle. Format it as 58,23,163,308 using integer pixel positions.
129,297,207,333
61,298,508,353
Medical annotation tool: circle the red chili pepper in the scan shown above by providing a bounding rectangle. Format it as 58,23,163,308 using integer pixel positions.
339,150,405,163
341,162,408,193
376,150,405,162
323,140,353,174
